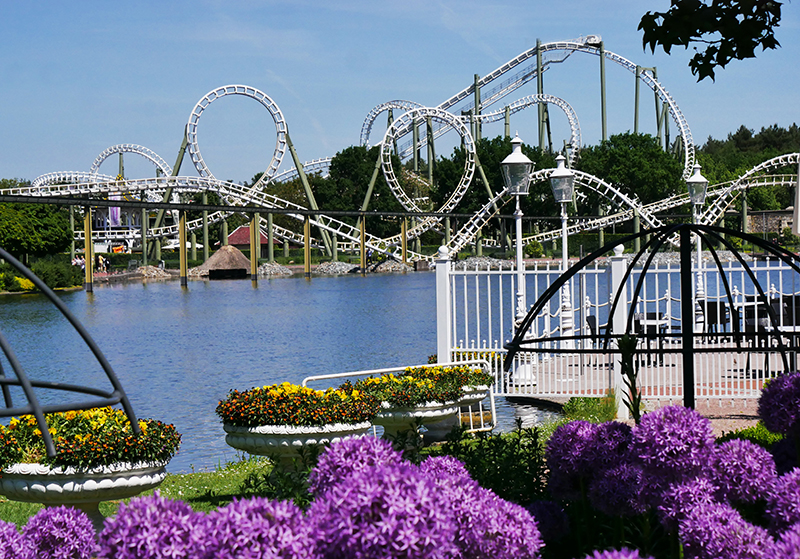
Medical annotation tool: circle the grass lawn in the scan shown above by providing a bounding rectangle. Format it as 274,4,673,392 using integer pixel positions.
0,455,272,528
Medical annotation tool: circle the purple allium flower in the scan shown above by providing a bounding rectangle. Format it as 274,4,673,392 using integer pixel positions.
631,406,715,497
474,489,543,559
97,492,209,559
546,420,602,500
713,438,777,504
307,462,457,559
655,476,721,533
308,436,403,496
588,463,648,518
592,421,634,469
758,372,800,437
204,497,318,559
418,455,473,485
525,500,570,543
774,522,800,558
0,519,32,559
22,505,97,559
766,468,800,534
584,549,655,559
679,502,776,559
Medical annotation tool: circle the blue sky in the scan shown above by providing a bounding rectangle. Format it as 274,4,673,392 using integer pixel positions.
2,1,798,185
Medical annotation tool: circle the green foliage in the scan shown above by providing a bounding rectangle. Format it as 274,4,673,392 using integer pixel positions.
639,0,783,81
238,446,319,510
0,265,22,292
29,260,83,289
619,334,644,425
0,181,72,259
524,240,544,258
562,394,617,423
576,133,684,208
432,419,548,504
717,421,785,448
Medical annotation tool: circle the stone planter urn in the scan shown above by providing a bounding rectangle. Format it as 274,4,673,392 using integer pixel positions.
0,461,168,531
372,401,459,439
459,385,490,407
223,421,372,467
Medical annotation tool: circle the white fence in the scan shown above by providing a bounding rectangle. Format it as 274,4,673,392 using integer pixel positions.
435,246,800,407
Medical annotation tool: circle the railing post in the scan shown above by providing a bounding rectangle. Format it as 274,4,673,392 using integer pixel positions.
436,246,452,364
608,244,628,419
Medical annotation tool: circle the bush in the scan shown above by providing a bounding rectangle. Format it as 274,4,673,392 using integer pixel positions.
524,240,544,258
717,421,784,449
562,394,617,423
29,261,82,289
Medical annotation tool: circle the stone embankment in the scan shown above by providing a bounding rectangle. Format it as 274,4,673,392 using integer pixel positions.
257,262,293,277
138,266,175,279
451,256,514,271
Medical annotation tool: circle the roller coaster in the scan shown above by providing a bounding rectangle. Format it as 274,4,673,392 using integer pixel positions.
8,37,799,262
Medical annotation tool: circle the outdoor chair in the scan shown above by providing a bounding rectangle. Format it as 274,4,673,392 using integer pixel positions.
633,312,667,365
586,315,608,366
700,300,730,342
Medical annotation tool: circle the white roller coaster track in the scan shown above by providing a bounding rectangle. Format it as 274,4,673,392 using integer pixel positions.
90,144,173,176
362,39,694,178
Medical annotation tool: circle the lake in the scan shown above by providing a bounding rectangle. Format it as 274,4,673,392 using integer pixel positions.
0,273,558,473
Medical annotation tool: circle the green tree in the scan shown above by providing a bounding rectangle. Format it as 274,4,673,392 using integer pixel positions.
0,183,73,260
639,0,783,81
576,133,685,207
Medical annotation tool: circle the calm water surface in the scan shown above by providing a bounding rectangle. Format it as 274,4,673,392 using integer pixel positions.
0,273,556,473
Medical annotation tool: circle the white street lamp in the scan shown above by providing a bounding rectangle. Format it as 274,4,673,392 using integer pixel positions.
501,134,534,323
549,154,576,348
687,163,709,332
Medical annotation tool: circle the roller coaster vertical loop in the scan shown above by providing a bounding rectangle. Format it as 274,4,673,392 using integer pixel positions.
185,85,288,190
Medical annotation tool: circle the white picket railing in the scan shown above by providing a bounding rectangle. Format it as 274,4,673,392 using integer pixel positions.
435,247,800,408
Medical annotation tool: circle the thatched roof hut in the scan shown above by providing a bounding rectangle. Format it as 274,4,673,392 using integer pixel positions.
189,245,251,279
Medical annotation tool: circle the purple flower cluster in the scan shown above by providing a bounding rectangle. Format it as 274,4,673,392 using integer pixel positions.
678,502,775,559
758,372,800,436
22,505,97,559
205,498,319,559
584,549,655,559
0,519,32,559
308,462,457,559
712,439,777,503
97,491,209,559
308,435,402,496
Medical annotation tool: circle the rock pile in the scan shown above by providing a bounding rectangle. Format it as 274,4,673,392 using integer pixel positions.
258,262,293,276
314,261,359,275
370,260,413,273
138,266,173,279
451,256,514,271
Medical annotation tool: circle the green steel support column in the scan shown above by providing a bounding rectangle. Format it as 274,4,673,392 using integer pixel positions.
155,239,161,263
599,41,608,142
356,148,384,230
476,229,482,256
202,192,209,262
179,212,187,287
414,236,420,254
148,129,188,260
359,217,366,272
473,74,481,142
283,239,289,258
412,118,419,173
267,213,274,263
191,232,197,261
598,206,605,248
254,213,261,266
634,65,641,134
742,191,749,233
401,218,408,265
663,104,671,149
504,106,510,139
286,131,332,257
332,233,338,262
445,217,451,246
141,192,148,267
250,215,258,282
83,208,93,293
536,38,545,152
304,216,311,278
653,67,664,147
633,210,641,253
69,207,75,260
426,116,435,187
221,220,228,246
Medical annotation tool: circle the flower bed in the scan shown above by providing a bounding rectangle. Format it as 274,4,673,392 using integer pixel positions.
215,382,379,427
0,407,181,470
353,372,461,407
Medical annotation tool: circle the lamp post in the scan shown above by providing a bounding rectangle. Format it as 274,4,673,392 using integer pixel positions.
549,154,576,347
686,163,709,332
500,134,534,325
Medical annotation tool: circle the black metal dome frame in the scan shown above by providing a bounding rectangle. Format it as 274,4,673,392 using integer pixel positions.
0,246,140,457
504,223,800,407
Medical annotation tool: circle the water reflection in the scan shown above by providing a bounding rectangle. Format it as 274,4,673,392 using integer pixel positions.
0,275,560,472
